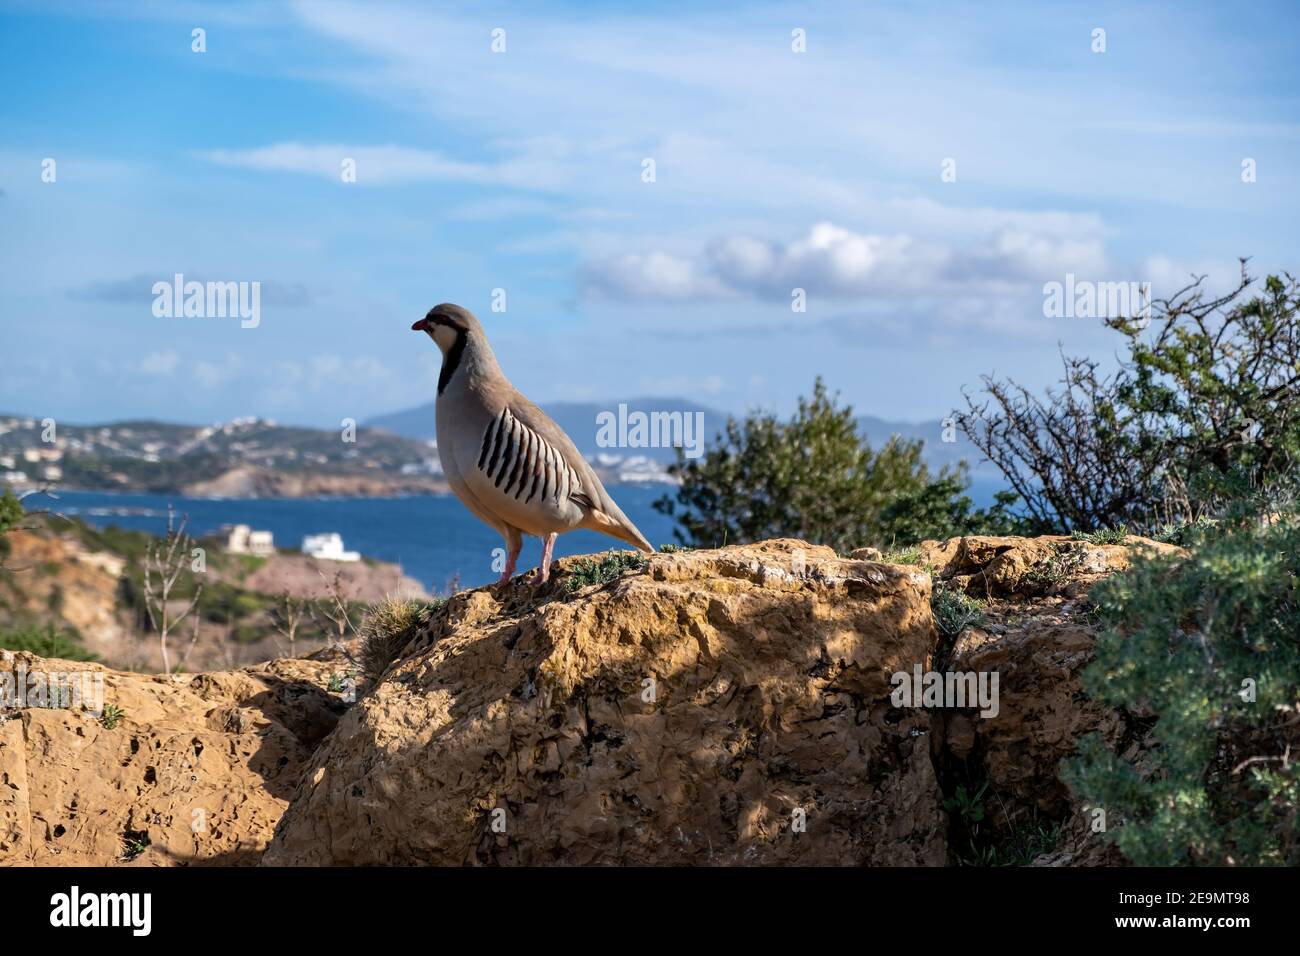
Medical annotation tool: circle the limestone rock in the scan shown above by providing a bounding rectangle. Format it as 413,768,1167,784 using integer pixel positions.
920,534,1183,598
263,540,946,866
0,653,347,866
8,533,1194,867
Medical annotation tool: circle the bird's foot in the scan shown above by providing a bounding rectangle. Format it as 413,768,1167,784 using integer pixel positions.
530,532,557,587
496,548,520,586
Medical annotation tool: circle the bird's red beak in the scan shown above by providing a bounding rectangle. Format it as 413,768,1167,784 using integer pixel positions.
411,318,430,332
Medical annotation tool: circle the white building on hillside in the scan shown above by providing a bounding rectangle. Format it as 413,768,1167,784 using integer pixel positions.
226,524,276,556
301,532,360,562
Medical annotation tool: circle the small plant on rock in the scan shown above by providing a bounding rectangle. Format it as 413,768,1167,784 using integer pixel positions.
1070,525,1129,545
883,544,923,566
1152,515,1217,547
360,597,441,683
121,832,150,861
559,551,647,594
931,582,984,636
943,782,988,826
1026,544,1085,589
100,704,125,730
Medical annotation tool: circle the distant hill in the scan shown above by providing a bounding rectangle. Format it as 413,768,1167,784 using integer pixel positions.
0,413,446,498
0,401,1001,500
366,399,998,475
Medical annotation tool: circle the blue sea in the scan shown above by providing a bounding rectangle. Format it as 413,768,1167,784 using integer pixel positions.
34,475,1008,592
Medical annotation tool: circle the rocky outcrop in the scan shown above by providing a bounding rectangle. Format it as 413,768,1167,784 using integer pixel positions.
0,649,349,866
7,534,1185,867
263,540,947,866
918,534,1184,866
917,533,1183,600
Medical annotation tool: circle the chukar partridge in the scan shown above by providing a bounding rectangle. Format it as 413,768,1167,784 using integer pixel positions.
412,303,654,585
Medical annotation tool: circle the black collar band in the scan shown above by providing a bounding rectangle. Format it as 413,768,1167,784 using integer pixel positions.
438,329,468,395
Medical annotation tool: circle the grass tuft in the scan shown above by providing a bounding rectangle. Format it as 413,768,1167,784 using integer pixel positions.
883,545,924,566
359,597,442,683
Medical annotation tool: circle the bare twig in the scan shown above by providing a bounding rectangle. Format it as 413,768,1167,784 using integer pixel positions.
141,505,203,674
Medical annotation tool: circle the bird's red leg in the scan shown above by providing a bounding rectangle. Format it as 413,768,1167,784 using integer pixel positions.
532,532,557,585
498,533,522,584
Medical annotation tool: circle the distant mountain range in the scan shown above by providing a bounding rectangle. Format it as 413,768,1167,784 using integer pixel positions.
366,398,998,476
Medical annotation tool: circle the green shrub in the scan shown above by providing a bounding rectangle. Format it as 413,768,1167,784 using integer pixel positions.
0,623,97,661
656,378,1013,552
0,491,23,536
1064,518,1300,865
879,483,1042,543
196,582,271,624
959,268,1300,533
1152,515,1217,547
931,582,984,637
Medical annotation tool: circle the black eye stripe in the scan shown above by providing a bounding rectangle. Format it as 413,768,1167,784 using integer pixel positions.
429,314,470,333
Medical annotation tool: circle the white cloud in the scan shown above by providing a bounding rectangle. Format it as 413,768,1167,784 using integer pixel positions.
710,224,932,297
1140,254,1253,299
586,221,1115,302
584,251,733,301
139,350,180,376
193,353,243,389
942,229,1108,284
196,141,567,189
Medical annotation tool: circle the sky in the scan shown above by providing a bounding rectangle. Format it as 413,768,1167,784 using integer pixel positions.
1,0,1297,430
